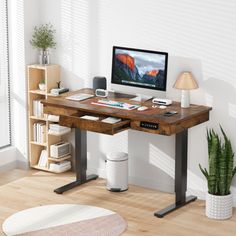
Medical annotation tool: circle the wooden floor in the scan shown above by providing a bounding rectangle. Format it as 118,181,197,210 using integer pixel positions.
0,169,235,236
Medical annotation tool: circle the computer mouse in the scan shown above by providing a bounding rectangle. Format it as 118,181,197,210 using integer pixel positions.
159,105,167,109
137,106,148,111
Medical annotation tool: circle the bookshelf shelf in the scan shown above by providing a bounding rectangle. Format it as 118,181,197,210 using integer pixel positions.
30,141,47,147
28,64,71,173
29,90,60,97
32,165,71,173
29,90,47,95
28,64,48,70
50,166,71,173
46,93,58,97
32,165,49,171
48,155,71,162
30,116,47,121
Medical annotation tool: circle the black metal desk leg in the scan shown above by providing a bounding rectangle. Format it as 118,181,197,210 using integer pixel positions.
54,129,98,194
154,130,197,218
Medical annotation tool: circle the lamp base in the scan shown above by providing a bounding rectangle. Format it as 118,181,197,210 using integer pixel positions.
181,90,190,108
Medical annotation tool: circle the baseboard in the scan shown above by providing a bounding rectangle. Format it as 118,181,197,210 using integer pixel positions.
187,188,206,200
88,166,174,193
88,166,106,178
0,146,29,172
88,166,236,207
187,188,236,207
0,146,17,172
0,146,17,166
0,160,29,172
16,160,30,170
0,161,18,172
128,175,174,193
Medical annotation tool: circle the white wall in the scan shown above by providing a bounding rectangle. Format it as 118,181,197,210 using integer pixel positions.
30,0,236,201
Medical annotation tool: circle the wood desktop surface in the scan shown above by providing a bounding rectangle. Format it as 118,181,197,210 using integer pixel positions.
42,88,212,136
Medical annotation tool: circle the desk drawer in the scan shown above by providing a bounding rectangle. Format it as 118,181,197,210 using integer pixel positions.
44,105,78,116
59,114,130,135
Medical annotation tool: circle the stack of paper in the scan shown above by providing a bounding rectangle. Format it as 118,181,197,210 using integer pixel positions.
102,117,121,124
48,115,60,122
49,161,71,172
80,115,99,121
66,93,94,101
48,124,71,135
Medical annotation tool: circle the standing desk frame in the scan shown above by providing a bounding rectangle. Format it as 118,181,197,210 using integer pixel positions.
42,88,211,218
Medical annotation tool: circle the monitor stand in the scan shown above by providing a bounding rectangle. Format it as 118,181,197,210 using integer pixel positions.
130,94,153,102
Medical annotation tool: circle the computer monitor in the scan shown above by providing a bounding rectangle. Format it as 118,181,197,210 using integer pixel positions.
111,46,168,100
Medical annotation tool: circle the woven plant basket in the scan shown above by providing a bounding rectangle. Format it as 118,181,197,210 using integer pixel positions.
206,192,233,220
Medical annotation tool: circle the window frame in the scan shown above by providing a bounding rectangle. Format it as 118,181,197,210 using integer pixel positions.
0,0,11,149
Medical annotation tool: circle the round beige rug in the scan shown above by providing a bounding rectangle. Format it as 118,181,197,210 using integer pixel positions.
2,204,127,236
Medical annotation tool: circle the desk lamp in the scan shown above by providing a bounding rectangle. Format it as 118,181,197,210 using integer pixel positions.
173,71,198,108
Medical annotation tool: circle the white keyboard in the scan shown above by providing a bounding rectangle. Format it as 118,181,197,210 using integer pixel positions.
66,93,94,101
91,99,140,110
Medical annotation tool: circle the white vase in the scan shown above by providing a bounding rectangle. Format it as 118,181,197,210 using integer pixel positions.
206,192,233,220
39,83,46,91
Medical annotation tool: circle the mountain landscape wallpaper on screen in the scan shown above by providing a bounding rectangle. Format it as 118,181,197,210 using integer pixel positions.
113,49,166,90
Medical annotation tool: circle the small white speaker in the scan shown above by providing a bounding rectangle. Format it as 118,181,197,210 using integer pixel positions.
93,76,107,90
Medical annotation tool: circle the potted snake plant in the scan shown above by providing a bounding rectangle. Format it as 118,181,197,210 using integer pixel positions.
199,126,236,220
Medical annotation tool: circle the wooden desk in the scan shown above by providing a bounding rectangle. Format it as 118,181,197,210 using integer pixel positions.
42,88,212,218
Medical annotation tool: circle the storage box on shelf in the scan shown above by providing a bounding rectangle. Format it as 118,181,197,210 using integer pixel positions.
27,64,71,173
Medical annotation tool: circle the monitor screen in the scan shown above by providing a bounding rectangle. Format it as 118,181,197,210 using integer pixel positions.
111,46,168,91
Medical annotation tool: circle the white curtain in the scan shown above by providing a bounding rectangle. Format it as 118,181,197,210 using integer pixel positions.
0,0,11,148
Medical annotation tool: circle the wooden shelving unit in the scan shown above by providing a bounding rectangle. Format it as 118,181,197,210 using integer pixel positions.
27,64,71,173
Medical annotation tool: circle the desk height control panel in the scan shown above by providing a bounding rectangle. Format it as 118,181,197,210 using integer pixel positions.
140,121,159,130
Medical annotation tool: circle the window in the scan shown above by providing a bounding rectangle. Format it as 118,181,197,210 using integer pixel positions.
0,0,11,148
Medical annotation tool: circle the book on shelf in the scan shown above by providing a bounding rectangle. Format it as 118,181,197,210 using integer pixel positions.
32,100,45,118
36,123,40,142
38,150,47,168
33,123,37,141
33,122,46,143
41,124,46,143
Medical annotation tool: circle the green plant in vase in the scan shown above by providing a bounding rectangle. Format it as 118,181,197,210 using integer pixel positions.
30,23,56,65
199,126,236,219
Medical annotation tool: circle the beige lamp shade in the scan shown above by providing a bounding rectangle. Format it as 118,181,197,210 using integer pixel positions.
173,72,199,90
